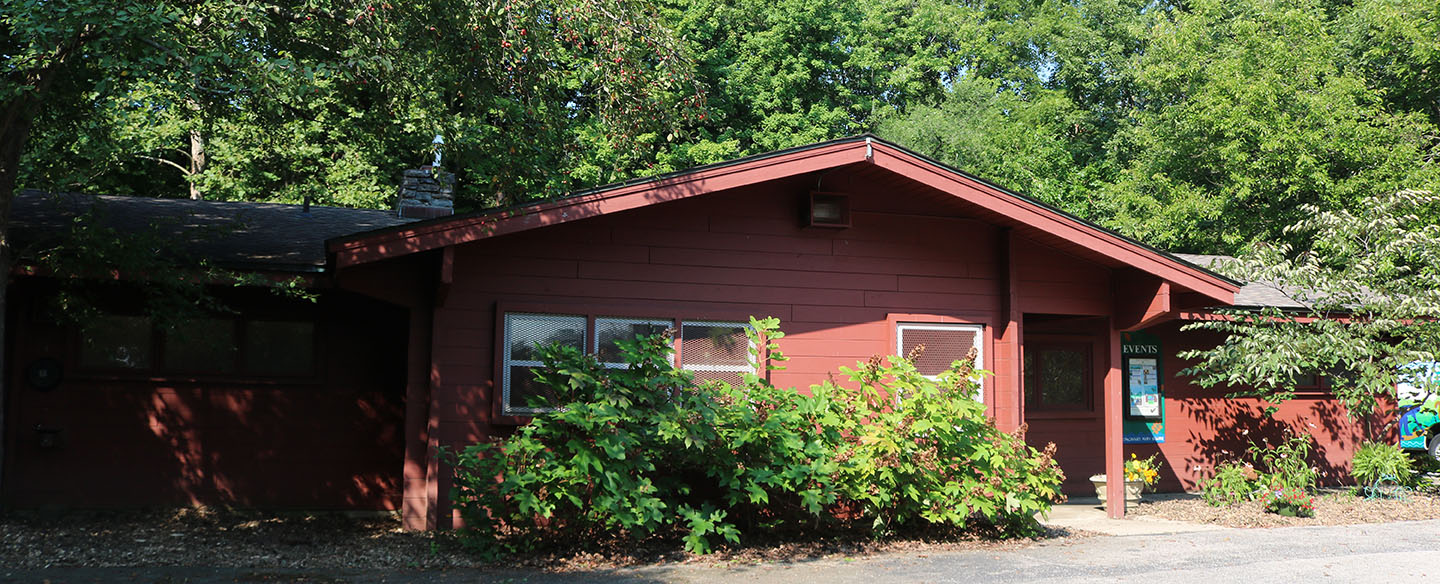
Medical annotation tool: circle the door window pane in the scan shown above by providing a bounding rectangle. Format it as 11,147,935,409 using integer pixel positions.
1025,344,1092,410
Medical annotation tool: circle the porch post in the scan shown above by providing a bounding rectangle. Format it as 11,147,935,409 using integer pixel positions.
1104,319,1125,517
995,228,1023,430
401,305,435,530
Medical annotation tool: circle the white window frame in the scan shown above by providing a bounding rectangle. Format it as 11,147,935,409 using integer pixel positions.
593,317,676,369
679,320,756,384
502,312,587,416
895,322,985,403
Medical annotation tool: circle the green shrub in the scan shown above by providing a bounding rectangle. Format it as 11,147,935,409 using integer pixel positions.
1247,431,1318,492
448,318,1065,556
1350,441,1414,487
818,354,1065,536
1200,430,1318,507
1199,461,1261,506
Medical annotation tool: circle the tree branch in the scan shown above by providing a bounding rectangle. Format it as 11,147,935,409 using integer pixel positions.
134,153,191,175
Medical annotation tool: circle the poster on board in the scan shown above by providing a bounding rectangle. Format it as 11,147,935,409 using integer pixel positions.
1127,358,1160,418
1122,331,1165,443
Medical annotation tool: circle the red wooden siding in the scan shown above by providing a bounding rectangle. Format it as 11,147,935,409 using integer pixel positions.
2,284,408,509
415,167,1135,525
1133,321,1384,491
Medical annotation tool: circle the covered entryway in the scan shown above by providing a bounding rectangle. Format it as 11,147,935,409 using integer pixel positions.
1021,315,1109,496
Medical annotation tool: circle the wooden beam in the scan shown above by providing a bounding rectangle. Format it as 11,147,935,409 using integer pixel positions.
331,141,869,267
1115,270,1171,331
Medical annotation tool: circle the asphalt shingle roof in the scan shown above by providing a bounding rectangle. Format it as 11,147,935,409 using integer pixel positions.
11,190,418,272
1172,253,1309,309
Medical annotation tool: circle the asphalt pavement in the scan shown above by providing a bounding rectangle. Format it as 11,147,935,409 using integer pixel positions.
6,518,1438,583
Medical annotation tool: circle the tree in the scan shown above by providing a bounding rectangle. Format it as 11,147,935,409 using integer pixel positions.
1179,190,1440,420
10,1,703,207
1,0,699,500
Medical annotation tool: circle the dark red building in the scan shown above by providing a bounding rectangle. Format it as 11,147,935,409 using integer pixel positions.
1,136,1381,528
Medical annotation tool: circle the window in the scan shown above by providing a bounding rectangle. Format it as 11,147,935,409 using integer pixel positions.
1025,342,1093,411
165,318,238,373
498,312,756,416
895,322,984,401
77,312,316,378
243,321,316,376
680,321,752,387
502,313,586,415
594,317,673,367
80,315,154,370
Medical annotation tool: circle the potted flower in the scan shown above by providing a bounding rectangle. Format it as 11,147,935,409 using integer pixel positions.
1091,453,1163,503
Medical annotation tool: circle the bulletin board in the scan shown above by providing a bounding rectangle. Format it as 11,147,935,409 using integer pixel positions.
1122,331,1165,444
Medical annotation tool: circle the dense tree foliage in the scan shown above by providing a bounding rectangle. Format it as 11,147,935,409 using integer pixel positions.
7,0,702,210
1179,190,1440,416
9,0,1440,254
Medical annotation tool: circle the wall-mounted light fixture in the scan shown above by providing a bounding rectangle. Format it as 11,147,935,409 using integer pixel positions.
807,191,850,228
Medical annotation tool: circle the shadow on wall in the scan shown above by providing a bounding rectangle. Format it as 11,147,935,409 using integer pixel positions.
1171,396,1380,489
5,288,408,510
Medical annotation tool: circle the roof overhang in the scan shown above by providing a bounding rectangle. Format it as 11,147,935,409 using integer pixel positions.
327,136,1239,305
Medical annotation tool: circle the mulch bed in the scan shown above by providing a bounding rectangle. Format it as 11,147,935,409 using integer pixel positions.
0,507,1071,571
1129,489,1440,528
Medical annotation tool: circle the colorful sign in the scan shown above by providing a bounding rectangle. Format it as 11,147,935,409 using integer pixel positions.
1397,361,1440,451
1122,331,1165,444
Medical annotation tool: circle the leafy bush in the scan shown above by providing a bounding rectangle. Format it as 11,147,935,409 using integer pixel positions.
1199,461,1262,506
818,353,1065,536
1261,486,1316,517
449,318,1065,556
1350,441,1414,487
1248,431,1318,492
1200,430,1318,507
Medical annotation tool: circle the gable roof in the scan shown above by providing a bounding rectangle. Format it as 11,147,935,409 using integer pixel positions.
329,135,1239,304
12,190,417,273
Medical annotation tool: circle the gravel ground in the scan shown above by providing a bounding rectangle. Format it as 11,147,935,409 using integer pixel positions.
0,507,1067,571
16,488,1435,570
1130,489,1440,528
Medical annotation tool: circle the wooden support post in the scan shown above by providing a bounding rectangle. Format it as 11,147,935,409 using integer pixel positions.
401,305,435,530
1105,320,1125,518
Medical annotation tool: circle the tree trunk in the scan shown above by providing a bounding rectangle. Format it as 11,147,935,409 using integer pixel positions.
188,128,205,200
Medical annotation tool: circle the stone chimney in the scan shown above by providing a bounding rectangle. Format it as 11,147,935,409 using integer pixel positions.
397,166,455,219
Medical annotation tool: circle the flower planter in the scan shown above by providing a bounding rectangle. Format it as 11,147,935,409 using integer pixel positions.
1090,474,1144,503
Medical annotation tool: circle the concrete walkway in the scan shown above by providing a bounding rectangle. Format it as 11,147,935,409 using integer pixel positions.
1040,494,1230,536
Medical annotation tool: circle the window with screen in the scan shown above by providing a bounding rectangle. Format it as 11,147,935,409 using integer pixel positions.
680,321,754,387
594,317,674,368
502,313,586,415
499,312,757,416
1024,342,1093,411
77,312,316,378
895,322,984,401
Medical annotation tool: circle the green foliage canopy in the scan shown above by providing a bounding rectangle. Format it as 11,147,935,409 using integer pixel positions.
1179,190,1440,415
